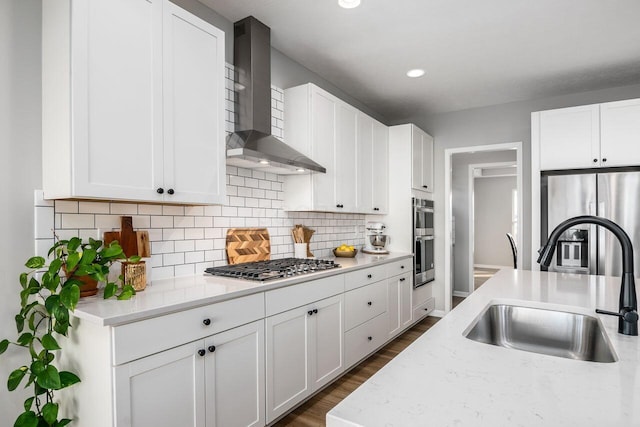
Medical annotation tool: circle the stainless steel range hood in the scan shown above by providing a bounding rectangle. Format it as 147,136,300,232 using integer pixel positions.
226,16,325,174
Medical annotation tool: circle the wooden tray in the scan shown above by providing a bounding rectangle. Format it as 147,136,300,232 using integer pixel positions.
226,228,271,265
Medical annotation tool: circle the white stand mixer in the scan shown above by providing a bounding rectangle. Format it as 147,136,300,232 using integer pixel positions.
363,222,390,254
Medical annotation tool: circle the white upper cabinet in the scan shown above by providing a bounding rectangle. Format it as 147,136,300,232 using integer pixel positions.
411,126,434,193
535,99,640,171
537,104,600,170
283,83,388,213
600,98,640,168
357,113,389,214
42,0,226,205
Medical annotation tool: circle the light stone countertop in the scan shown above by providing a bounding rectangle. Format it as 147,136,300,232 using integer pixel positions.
72,252,412,326
327,268,640,427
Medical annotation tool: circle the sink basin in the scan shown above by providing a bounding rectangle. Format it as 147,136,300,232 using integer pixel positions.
463,304,617,363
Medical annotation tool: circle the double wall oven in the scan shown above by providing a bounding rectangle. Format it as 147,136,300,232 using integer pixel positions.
413,198,434,288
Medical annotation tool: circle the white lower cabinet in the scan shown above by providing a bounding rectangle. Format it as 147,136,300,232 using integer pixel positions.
114,320,265,427
387,272,413,338
266,294,344,424
413,283,435,321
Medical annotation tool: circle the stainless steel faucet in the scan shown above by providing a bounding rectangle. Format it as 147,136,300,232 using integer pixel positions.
537,215,638,336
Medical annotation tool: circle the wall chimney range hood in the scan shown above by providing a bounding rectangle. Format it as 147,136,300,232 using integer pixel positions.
226,16,326,174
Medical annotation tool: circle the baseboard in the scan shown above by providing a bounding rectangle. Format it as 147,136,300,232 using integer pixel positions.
474,264,512,270
453,291,470,298
429,309,445,318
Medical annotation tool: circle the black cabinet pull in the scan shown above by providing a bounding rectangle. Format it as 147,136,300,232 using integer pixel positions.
400,278,406,282
313,309,318,314
208,345,216,353
367,274,372,279
593,158,598,163
197,349,206,357
400,265,405,269
373,207,379,211
167,188,175,195
367,301,372,306
336,204,344,208
308,310,314,316
422,185,428,188
424,308,429,311
157,188,164,194
367,336,372,341
203,318,211,326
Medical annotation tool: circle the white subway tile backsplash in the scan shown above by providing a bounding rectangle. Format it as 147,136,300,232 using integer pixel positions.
194,217,213,228
185,251,204,264
185,206,204,216
163,229,185,241
152,241,175,254
35,206,55,239
174,240,195,253
164,252,185,266
175,264,196,278
162,205,184,216
34,190,54,207
62,214,94,229
95,215,121,229
151,216,174,228
79,201,110,214
174,216,195,228
184,228,205,240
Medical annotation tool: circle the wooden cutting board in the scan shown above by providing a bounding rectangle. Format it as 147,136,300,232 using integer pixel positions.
226,228,271,265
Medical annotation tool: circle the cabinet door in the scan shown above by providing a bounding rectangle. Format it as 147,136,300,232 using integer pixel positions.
357,113,374,213
538,104,600,170
114,341,205,427
387,273,412,338
265,307,311,423
371,120,389,213
421,132,434,193
311,87,338,211
335,103,358,211
70,0,164,202
411,127,423,191
205,320,265,427
163,2,226,204
600,99,640,168
309,294,344,391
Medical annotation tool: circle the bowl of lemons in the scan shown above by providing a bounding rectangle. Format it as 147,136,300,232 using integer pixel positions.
333,244,358,258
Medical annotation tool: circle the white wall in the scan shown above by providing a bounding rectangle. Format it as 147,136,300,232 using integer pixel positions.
474,176,517,267
0,0,42,420
451,151,516,292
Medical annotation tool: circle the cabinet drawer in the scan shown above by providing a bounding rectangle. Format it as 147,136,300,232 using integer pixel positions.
344,313,387,368
344,280,387,331
413,297,435,322
265,275,344,317
344,264,387,291
113,293,264,365
386,258,412,277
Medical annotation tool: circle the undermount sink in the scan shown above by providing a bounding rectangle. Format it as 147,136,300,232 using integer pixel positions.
463,304,618,363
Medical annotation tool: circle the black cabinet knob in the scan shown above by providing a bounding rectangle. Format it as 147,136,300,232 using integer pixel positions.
593,158,598,163
423,185,428,188
313,309,318,314
208,345,216,353
367,301,372,306
602,158,607,162
197,349,206,357
167,188,175,195
424,308,429,311
367,274,372,279
400,278,406,282
373,207,379,211
203,318,211,326
367,336,372,341
308,310,314,316
400,265,405,269
157,188,164,194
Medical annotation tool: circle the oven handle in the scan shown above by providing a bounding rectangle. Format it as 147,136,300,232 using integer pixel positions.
415,235,434,241
415,207,434,213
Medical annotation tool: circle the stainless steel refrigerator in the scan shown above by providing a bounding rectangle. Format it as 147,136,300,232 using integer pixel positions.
541,169,640,276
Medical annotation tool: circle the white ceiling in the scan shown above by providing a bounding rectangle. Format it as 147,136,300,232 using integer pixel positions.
199,0,640,122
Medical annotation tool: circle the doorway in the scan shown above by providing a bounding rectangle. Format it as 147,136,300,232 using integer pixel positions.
443,142,523,313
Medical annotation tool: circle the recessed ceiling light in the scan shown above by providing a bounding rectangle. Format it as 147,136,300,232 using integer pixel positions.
259,160,269,165
296,168,305,173
406,69,425,78
338,0,361,9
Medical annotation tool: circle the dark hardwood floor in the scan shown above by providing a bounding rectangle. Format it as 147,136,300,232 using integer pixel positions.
273,315,440,426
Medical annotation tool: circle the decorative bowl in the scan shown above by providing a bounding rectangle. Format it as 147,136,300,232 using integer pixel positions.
333,248,358,258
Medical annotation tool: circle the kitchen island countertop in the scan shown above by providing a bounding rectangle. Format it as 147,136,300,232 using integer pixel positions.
71,252,412,326
327,269,640,426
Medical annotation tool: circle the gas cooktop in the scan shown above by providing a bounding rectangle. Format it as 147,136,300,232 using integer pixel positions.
204,258,341,281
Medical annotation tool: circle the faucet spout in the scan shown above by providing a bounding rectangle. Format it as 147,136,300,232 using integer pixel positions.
537,215,638,336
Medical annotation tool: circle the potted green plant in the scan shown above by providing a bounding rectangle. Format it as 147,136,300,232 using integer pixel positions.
0,236,138,427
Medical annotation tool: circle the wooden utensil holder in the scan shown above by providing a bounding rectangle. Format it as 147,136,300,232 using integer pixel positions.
122,261,147,291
